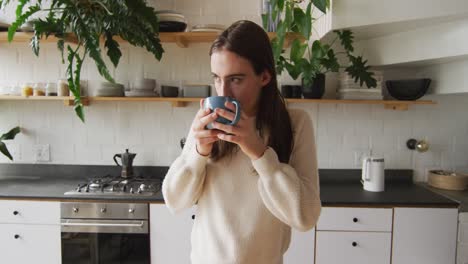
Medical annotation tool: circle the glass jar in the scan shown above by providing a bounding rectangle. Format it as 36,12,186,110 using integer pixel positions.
33,83,46,96
57,79,69,96
21,82,33,96
46,82,57,96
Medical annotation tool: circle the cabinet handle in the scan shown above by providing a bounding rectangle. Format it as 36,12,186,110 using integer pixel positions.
14,234,20,239
353,217,358,223
13,211,19,216
352,241,357,247
191,215,195,220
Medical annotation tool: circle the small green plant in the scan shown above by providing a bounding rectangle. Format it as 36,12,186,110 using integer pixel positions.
0,0,165,122
0,127,20,160
266,0,376,88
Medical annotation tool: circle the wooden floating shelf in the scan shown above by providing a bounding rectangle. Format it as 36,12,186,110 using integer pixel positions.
0,32,302,48
0,95,436,110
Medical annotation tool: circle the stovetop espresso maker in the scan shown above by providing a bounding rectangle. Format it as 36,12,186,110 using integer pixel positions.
113,149,137,178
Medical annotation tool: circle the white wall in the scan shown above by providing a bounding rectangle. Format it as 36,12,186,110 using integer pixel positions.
0,0,467,182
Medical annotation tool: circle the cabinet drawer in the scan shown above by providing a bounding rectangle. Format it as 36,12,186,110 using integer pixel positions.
317,207,392,231
0,201,60,225
0,224,61,264
316,231,391,264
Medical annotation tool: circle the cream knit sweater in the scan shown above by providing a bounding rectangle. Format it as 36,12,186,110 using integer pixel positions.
162,108,321,264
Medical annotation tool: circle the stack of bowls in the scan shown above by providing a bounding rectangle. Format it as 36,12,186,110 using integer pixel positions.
125,78,158,97
190,24,226,32
156,10,187,32
96,82,125,97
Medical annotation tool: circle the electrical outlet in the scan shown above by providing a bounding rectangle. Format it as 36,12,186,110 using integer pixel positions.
34,144,50,162
354,149,371,168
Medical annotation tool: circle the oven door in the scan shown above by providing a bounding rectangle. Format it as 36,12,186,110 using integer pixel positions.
61,219,150,264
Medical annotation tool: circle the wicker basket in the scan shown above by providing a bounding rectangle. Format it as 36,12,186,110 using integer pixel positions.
428,170,468,191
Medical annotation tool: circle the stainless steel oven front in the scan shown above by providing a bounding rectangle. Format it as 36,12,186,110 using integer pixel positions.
61,202,150,264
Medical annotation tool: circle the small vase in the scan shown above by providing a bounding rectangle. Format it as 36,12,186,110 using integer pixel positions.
302,74,325,99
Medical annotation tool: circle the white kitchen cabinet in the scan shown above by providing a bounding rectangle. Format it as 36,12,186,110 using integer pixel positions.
458,212,468,264
316,231,391,264
150,203,195,264
315,207,392,264
392,207,458,264
0,224,61,264
0,200,61,264
284,228,315,264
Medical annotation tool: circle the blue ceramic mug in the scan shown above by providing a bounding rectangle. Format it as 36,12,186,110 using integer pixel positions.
203,96,241,129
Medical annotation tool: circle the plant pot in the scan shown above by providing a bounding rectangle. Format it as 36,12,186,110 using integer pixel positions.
301,74,325,99
281,85,302,98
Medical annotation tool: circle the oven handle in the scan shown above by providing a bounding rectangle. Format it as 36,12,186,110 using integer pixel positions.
61,219,148,234
61,221,145,228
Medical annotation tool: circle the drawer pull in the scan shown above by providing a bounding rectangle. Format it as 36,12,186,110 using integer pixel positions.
352,217,358,223
352,241,358,247
14,234,20,239
192,215,195,220
13,211,19,216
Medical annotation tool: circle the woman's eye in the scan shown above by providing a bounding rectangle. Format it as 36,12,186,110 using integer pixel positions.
230,77,242,84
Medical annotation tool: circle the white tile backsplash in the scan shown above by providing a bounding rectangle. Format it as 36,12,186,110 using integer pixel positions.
1,0,468,182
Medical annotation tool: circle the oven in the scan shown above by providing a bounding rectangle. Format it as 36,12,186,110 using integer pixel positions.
61,202,150,264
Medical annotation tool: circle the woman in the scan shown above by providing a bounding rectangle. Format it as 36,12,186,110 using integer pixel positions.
162,20,321,264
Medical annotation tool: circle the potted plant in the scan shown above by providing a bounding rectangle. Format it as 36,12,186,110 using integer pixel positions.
265,0,377,98
0,0,165,121
0,126,20,160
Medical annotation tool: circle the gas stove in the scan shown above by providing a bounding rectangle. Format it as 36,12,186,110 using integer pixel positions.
64,174,162,196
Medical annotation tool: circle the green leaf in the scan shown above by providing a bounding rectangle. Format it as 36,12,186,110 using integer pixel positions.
320,49,340,72
57,39,64,64
8,5,40,42
261,14,268,30
311,0,330,14
345,55,377,88
15,0,28,18
30,33,40,56
284,61,301,80
311,40,325,59
302,2,312,39
277,0,284,11
104,32,121,68
335,29,354,53
290,39,307,62
0,126,20,141
0,141,13,161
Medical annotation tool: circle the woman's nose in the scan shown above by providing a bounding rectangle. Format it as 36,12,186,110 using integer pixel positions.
218,81,232,97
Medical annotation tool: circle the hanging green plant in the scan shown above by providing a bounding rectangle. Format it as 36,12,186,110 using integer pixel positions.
0,0,164,122
265,0,376,89
0,126,20,160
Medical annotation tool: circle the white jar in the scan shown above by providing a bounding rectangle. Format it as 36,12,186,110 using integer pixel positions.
57,79,69,96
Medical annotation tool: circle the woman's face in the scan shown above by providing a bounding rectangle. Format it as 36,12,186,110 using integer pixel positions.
210,49,271,116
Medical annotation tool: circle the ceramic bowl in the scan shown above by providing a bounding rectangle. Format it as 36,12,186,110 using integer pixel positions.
385,78,431,101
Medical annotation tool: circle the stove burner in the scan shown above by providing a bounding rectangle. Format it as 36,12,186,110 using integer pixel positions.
65,174,162,196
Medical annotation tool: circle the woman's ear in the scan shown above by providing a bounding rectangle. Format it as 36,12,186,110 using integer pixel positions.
261,70,272,87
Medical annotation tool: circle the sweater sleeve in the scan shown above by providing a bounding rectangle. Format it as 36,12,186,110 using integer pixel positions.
162,127,209,214
252,109,321,231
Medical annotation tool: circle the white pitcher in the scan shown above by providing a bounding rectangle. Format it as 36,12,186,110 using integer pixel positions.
361,157,385,192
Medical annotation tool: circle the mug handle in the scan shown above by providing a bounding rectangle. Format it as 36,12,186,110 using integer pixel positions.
113,154,121,166
230,100,241,125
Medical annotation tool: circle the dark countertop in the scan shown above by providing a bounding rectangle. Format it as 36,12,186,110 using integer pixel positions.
418,183,468,212
0,165,460,208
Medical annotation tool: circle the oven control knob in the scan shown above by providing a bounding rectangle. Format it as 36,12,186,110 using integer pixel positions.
73,207,79,213
129,208,135,214
101,208,107,213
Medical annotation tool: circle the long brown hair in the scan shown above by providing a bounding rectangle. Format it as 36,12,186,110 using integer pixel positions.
209,20,293,163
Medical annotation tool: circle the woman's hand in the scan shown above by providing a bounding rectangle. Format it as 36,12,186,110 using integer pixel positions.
191,100,222,156
211,102,267,160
